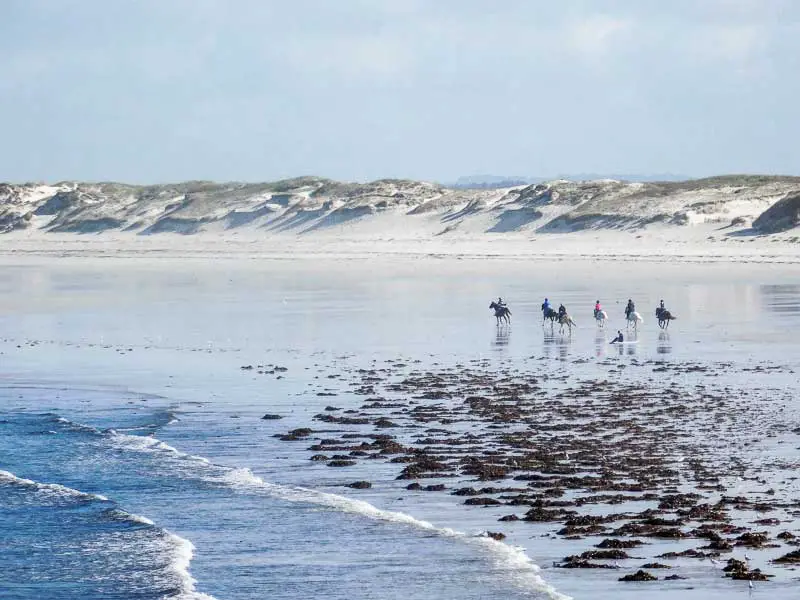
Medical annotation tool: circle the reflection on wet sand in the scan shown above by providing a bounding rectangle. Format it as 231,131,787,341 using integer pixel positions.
543,332,572,359
658,331,672,354
492,326,510,349
760,284,800,315
594,330,606,358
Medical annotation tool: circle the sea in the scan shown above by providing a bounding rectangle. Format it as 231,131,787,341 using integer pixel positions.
1,256,798,600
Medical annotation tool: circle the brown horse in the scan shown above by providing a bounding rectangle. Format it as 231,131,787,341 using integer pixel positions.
655,307,676,329
490,301,511,325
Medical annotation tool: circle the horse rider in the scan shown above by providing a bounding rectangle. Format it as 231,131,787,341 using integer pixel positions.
497,297,507,308
594,300,602,318
542,297,551,314
558,303,567,320
625,299,635,319
610,330,624,344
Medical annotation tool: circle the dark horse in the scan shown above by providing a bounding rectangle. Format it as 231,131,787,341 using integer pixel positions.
490,301,511,325
542,306,558,327
655,307,676,329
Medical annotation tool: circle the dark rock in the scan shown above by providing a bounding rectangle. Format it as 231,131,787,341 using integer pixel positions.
645,528,687,539
558,559,619,569
486,531,506,541
597,539,645,549
261,413,283,420
327,460,356,467
735,532,769,547
465,497,502,505
524,507,564,522
567,550,629,561
619,570,657,582
423,484,446,492
773,549,800,564
278,427,313,441
347,481,372,489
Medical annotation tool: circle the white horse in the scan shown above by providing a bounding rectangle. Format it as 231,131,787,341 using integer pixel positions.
594,310,608,327
559,313,577,335
626,311,643,330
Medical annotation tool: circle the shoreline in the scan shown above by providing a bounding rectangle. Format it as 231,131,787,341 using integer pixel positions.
0,229,798,265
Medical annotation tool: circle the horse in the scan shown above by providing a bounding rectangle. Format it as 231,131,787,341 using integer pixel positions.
558,313,577,335
625,311,643,331
655,307,676,329
489,302,511,325
542,306,558,327
594,309,608,327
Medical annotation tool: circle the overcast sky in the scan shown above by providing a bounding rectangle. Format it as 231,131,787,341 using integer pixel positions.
1,0,798,183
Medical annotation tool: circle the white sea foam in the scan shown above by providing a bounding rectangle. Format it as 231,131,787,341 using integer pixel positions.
217,467,572,600
165,532,219,600
109,431,210,463
105,430,570,598
0,469,109,502
0,468,216,600
129,513,156,526
105,508,157,527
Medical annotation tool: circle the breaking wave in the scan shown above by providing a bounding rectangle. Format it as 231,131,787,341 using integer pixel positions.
0,467,216,600
107,429,571,600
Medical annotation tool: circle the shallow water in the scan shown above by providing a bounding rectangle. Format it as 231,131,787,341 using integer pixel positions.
1,258,799,600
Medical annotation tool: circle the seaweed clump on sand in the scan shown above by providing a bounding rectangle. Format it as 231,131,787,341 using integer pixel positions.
265,357,796,586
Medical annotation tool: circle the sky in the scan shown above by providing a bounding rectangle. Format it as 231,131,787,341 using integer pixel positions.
1,0,798,184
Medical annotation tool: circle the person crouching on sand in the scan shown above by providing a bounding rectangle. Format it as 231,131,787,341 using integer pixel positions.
610,330,623,344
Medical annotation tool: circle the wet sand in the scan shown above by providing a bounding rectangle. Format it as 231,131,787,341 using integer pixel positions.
2,255,799,599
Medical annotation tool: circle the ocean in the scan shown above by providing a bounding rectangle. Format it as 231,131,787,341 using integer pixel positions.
2,257,799,599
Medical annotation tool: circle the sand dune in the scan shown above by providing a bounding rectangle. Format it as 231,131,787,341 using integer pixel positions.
1,175,798,263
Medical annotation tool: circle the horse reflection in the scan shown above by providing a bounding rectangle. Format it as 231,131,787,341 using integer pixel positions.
543,331,571,359
493,327,510,349
657,331,672,354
